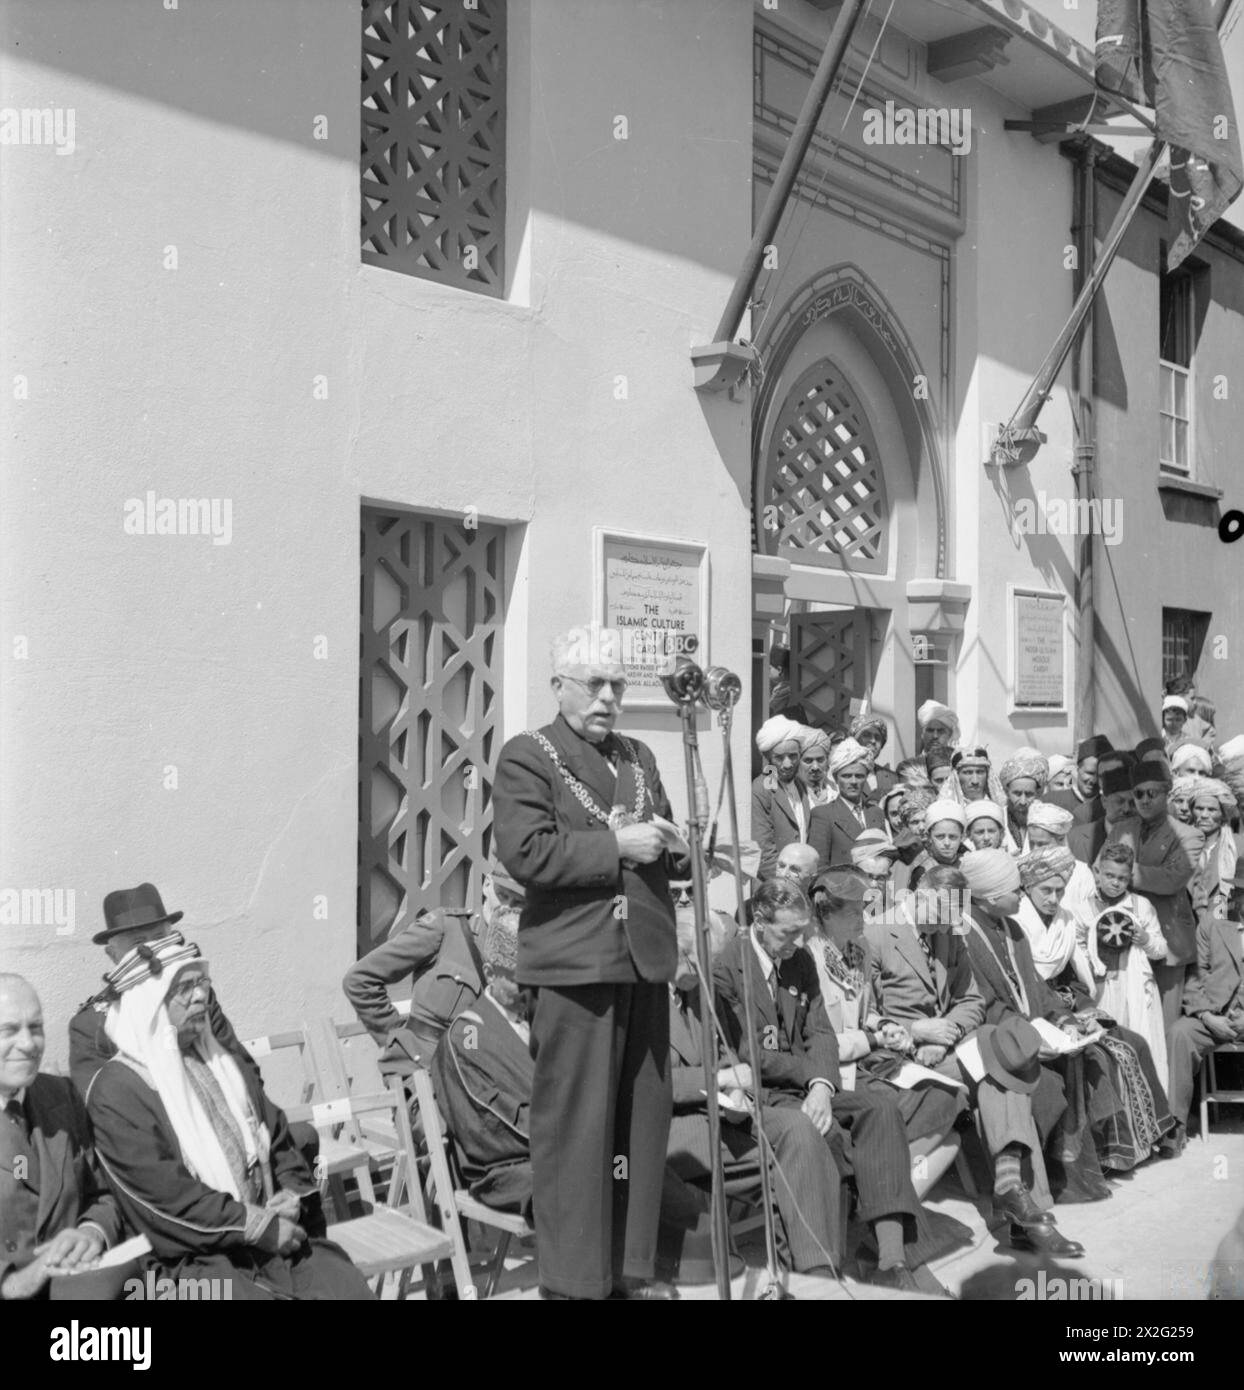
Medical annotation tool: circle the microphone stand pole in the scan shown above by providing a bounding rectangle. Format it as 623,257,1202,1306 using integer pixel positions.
675,694,732,1301
718,697,788,1298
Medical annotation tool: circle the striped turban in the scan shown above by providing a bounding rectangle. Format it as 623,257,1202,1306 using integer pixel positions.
1018,847,1076,889
849,714,888,749
999,747,1050,789
1026,801,1075,836
828,737,871,777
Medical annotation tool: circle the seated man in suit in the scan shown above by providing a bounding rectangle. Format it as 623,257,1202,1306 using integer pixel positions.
808,738,885,867
667,901,843,1277
866,867,1083,1257
345,860,521,1067
713,879,942,1293
87,937,372,1301
1,974,123,1301
1164,858,1244,1151
1107,745,1204,1026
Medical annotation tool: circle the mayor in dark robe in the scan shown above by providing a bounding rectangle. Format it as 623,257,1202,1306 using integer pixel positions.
86,938,372,1301
1,975,124,1301
493,625,687,1300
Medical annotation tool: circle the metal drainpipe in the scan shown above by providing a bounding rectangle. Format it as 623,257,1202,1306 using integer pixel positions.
1070,142,1098,739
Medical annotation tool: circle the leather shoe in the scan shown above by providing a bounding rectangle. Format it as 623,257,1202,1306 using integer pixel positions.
992,1184,1051,1229
1158,1126,1187,1158
1007,1222,1086,1259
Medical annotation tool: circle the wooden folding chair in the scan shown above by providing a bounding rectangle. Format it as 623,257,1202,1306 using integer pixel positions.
239,1027,317,1107
408,1066,533,1299
285,1077,473,1300
1200,1041,1244,1138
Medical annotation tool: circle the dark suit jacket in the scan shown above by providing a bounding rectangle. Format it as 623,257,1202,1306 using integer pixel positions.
712,935,840,1097
751,775,811,877
807,799,885,868
0,1074,123,1298
493,715,683,987
865,916,985,1036
344,908,483,1044
1068,817,1107,867
431,993,533,1215
1107,814,1205,964
86,1048,316,1263
866,765,899,802
962,906,1072,1026
1183,916,1244,1034
1045,787,1101,825
70,989,255,1101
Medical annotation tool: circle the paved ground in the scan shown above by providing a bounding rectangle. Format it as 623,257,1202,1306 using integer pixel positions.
488,1124,1244,1301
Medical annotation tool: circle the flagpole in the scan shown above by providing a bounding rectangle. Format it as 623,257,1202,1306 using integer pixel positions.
992,138,1165,464
713,0,869,345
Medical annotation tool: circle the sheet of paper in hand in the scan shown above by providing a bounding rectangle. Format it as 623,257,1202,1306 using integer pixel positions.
954,1033,986,1083
1031,1017,1101,1056
650,814,691,857
49,1234,152,1301
888,1061,967,1091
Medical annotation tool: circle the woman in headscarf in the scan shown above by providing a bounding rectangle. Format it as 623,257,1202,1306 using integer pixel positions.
916,700,959,757
807,737,885,867
849,713,897,799
998,747,1050,854
752,714,811,877
86,938,374,1300
797,725,837,808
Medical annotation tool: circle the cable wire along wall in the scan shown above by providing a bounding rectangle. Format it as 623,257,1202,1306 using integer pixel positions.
359,509,506,954
361,0,507,295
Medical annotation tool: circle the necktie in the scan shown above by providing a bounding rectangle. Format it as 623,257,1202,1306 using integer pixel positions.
919,932,936,970
4,1096,39,1189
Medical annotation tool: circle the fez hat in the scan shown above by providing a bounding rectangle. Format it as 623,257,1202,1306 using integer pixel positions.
1131,749,1172,789
1133,737,1166,761
1076,735,1113,763
96,882,184,946
1097,754,1134,798
976,1017,1043,1095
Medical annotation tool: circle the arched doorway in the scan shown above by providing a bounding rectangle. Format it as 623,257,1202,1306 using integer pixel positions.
752,266,959,761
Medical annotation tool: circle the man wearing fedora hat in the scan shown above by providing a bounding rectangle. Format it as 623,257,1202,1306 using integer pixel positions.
70,884,253,1099
344,859,522,1070
1106,745,1205,1026
1164,855,1244,1151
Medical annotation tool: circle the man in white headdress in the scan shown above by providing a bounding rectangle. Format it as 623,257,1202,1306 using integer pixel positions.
916,701,959,757
807,737,885,866
752,714,812,877
86,937,372,1300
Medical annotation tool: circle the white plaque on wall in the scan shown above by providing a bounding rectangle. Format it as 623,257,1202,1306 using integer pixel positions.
1009,585,1067,713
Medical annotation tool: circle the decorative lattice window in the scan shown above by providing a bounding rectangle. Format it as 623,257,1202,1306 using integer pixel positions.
361,0,507,296
359,508,506,954
760,361,888,573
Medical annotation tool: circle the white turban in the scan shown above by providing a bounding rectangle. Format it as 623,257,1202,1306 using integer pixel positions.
964,799,1006,828
1026,800,1075,836
756,715,803,755
923,799,966,831
1170,742,1213,776
1162,695,1189,714
1219,735,1244,763
917,700,960,741
960,848,1022,899
828,737,871,777
1047,754,1074,780
796,725,833,754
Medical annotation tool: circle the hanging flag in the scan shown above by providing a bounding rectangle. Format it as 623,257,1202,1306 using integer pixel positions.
1096,0,1243,268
